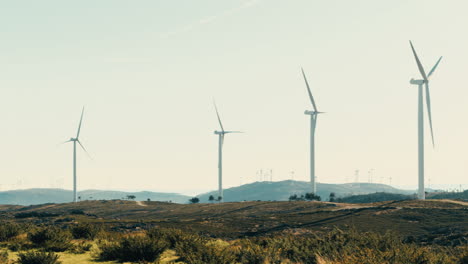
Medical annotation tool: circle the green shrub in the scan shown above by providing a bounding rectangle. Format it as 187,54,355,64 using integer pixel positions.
16,251,61,264
70,223,101,240
234,239,283,264
147,228,196,249
69,241,93,254
7,238,33,252
98,236,168,262
0,222,20,241
14,212,58,219
175,235,236,264
0,250,8,263
29,227,72,252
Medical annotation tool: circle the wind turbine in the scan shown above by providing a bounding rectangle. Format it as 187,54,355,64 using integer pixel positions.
213,102,242,202
62,107,91,203
301,68,324,194
409,41,442,200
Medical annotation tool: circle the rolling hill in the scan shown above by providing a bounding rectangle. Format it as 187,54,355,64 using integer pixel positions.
0,181,415,205
197,180,413,202
0,199,466,240
0,188,190,205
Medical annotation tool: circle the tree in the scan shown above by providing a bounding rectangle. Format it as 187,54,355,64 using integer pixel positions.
305,192,321,201
127,195,136,201
147,198,151,202
289,194,298,201
189,197,200,204
329,192,336,202
217,196,222,202
208,195,215,202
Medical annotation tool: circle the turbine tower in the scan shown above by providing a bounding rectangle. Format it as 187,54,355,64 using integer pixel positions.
213,102,242,202
301,68,324,194
62,107,91,203
409,41,442,200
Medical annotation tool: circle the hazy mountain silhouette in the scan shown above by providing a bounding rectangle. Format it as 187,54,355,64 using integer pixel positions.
197,180,412,202
0,189,190,205
0,181,415,205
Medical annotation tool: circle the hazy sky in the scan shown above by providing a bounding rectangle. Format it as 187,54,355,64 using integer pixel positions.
1,0,467,194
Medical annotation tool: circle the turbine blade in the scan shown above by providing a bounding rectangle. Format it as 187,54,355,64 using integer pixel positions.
213,101,225,132
76,106,85,139
224,131,244,134
427,56,443,79
425,83,435,147
77,140,93,159
301,68,318,112
409,41,428,81
58,140,72,146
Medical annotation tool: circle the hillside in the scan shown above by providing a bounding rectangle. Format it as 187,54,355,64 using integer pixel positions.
0,181,413,205
197,180,412,202
0,189,190,205
0,199,466,240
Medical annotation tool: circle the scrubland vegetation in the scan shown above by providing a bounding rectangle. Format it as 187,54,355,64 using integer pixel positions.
0,221,466,264
0,199,466,263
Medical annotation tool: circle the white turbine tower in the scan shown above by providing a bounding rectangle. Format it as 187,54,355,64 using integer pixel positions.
409,41,442,200
301,68,324,194
62,107,91,203
213,102,242,202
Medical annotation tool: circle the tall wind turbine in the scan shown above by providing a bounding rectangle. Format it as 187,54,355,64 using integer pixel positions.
301,68,324,194
62,107,90,203
213,102,242,202
409,41,442,200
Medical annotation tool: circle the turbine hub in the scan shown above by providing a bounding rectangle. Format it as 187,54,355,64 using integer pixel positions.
214,131,223,135
304,110,316,115
410,79,425,85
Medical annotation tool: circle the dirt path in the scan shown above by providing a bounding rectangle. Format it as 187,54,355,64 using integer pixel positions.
135,201,147,207
432,199,468,206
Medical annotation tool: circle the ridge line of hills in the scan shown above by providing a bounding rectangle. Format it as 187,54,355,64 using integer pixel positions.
0,180,421,205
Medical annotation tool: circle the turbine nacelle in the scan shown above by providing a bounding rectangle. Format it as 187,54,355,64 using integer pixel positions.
304,110,324,115
214,130,242,135
410,78,425,85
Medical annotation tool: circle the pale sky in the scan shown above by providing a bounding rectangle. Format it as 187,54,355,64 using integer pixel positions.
0,0,467,194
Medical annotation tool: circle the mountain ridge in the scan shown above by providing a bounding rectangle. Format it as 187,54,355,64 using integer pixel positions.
0,180,416,205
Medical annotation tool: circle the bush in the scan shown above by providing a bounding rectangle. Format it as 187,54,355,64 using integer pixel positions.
68,209,85,215
14,212,58,219
189,197,200,204
175,235,236,264
69,241,93,254
147,228,196,249
0,250,8,263
16,251,61,264
7,238,33,252
98,236,168,262
305,192,321,201
29,227,72,252
234,239,282,264
71,223,101,240
0,222,20,241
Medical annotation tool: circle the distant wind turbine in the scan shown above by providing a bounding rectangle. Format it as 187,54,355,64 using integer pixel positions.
409,41,443,200
62,107,91,203
301,68,324,194
213,102,242,202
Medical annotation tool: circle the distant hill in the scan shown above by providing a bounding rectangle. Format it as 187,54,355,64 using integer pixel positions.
428,190,468,200
197,180,413,202
0,189,190,205
0,181,420,205
336,192,415,203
